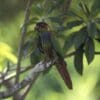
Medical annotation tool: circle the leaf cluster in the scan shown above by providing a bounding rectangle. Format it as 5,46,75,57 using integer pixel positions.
23,0,100,75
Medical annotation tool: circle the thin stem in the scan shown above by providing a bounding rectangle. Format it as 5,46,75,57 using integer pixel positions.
95,51,100,55
0,65,33,84
65,51,76,58
15,0,33,84
65,51,100,58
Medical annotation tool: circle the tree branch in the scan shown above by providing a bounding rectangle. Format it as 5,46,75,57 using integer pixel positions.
0,65,32,84
0,50,99,85
65,51,100,58
0,48,99,99
15,0,33,84
0,61,52,99
21,76,37,100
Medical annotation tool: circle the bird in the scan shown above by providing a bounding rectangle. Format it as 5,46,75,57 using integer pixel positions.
34,21,73,89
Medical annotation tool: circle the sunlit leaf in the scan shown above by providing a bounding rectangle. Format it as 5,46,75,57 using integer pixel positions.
0,42,17,71
0,42,17,63
79,1,90,17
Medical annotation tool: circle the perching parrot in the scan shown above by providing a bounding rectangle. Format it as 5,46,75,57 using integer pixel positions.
34,22,72,89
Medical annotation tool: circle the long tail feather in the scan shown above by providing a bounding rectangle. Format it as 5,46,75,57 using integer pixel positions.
55,60,73,89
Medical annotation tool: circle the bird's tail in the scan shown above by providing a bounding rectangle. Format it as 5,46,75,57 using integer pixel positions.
55,58,73,89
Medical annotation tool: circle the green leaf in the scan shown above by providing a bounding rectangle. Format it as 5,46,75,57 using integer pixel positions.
0,42,17,71
79,1,90,17
63,34,75,52
84,3,90,15
55,26,66,32
67,11,83,20
0,42,17,63
92,9,100,18
74,27,87,49
96,18,100,24
91,0,100,12
28,17,39,25
32,4,44,16
87,21,97,38
74,45,84,75
85,37,95,64
44,0,62,14
66,20,84,29
95,29,100,43
48,16,63,25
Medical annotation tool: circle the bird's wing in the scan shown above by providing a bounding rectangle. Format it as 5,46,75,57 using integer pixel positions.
50,35,64,58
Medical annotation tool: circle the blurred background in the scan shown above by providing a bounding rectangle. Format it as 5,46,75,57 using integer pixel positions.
0,0,100,100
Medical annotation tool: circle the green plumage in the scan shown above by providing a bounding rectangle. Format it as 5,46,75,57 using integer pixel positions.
37,31,64,60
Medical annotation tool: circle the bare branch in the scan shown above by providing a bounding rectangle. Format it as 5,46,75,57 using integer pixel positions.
0,61,52,99
21,75,38,100
0,65,33,84
15,0,33,84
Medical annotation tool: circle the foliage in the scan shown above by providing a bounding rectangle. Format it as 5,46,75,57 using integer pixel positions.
24,0,100,99
0,42,17,71
0,0,100,100
24,0,100,75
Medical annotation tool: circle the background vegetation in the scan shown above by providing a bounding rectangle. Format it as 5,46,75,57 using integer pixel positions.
0,0,100,100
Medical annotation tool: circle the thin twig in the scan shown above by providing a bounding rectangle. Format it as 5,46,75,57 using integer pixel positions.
65,51,100,58
15,0,33,84
0,65,33,84
95,51,100,55
65,51,76,58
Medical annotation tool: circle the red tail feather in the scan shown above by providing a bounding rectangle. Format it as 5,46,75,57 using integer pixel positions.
56,60,73,89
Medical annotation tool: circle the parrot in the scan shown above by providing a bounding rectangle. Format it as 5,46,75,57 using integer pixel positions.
34,22,73,89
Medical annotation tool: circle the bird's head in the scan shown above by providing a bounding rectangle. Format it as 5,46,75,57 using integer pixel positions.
35,22,49,32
